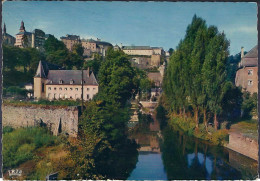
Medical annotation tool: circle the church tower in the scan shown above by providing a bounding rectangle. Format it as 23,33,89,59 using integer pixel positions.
19,21,25,32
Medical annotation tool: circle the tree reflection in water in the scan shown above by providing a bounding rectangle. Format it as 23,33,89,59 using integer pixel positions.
161,126,257,180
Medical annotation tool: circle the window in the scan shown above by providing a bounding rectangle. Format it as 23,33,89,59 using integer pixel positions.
248,80,253,86
70,96,72,99
70,80,74,84
59,80,63,84
54,93,56,99
48,87,51,90
64,94,68,99
48,93,51,98
59,87,62,90
54,87,57,90
42,83,44,93
65,88,67,91
76,88,78,91
248,70,253,75
87,88,90,91
93,88,96,90
87,94,90,99
70,88,73,91
59,94,62,98
81,80,86,84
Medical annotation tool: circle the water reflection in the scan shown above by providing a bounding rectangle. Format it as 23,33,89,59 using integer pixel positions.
128,117,257,180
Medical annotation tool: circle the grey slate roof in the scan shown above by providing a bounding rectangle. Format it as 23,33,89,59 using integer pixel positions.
244,45,258,58
240,45,258,67
46,70,98,85
35,61,98,86
35,60,63,78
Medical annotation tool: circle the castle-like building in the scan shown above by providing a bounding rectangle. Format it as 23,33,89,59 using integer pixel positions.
15,21,46,50
34,61,99,101
235,46,258,94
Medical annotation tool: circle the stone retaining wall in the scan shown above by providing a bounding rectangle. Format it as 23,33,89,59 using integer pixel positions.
226,132,258,161
2,105,79,137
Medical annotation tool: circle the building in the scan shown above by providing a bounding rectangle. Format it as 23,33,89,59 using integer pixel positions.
151,54,161,67
235,46,258,93
81,38,113,57
34,61,99,101
122,46,163,56
14,21,46,50
32,29,45,50
148,72,163,87
60,34,81,51
15,21,32,48
2,23,15,46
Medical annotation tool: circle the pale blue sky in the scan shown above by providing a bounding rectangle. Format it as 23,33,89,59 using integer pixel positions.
3,1,257,55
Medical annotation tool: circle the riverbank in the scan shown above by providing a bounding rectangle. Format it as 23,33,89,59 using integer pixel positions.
167,117,228,146
225,119,258,161
164,115,258,161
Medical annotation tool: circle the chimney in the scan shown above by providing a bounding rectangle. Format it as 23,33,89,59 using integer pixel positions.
241,46,244,58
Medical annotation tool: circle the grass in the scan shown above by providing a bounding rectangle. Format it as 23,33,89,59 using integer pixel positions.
3,127,58,172
231,119,258,140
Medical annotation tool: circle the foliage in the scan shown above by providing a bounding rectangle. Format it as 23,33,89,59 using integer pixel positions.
3,127,57,171
83,53,103,76
163,14,231,130
241,92,257,119
5,86,28,97
4,99,81,107
3,45,45,86
97,48,138,107
168,48,174,56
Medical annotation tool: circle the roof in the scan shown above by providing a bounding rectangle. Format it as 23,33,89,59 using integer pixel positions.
82,38,113,46
46,70,98,86
122,46,163,50
3,33,15,39
60,34,80,40
244,45,258,58
16,31,32,35
35,61,63,78
122,46,152,50
239,45,258,67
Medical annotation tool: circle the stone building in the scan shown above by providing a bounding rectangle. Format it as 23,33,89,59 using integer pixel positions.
81,38,113,57
122,46,163,56
60,34,81,51
34,60,98,101
2,23,15,46
235,46,258,93
14,21,46,50
15,21,32,48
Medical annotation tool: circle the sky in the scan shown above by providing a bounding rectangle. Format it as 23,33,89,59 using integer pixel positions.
2,1,257,55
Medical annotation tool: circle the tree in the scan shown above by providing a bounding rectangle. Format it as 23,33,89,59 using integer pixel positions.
97,48,137,107
168,48,174,56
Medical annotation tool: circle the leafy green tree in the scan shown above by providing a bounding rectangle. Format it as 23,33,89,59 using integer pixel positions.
97,48,137,107
168,48,174,56
83,53,103,75
44,35,67,53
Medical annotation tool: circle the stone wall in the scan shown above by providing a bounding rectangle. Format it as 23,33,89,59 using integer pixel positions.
226,132,258,161
2,105,79,137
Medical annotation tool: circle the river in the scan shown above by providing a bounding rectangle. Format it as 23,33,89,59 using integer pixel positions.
127,117,258,180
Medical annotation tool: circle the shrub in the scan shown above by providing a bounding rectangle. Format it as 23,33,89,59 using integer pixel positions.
211,129,228,145
3,126,14,134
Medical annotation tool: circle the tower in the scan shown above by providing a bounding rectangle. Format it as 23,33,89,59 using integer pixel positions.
34,61,47,100
3,23,6,34
20,21,25,32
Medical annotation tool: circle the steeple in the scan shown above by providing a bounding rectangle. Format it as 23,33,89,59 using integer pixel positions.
3,23,6,34
35,60,47,78
19,20,25,32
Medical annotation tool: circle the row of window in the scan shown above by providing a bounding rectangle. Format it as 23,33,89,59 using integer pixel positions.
48,87,96,91
48,93,91,99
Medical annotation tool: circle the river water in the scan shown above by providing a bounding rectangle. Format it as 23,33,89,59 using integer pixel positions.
127,118,258,180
